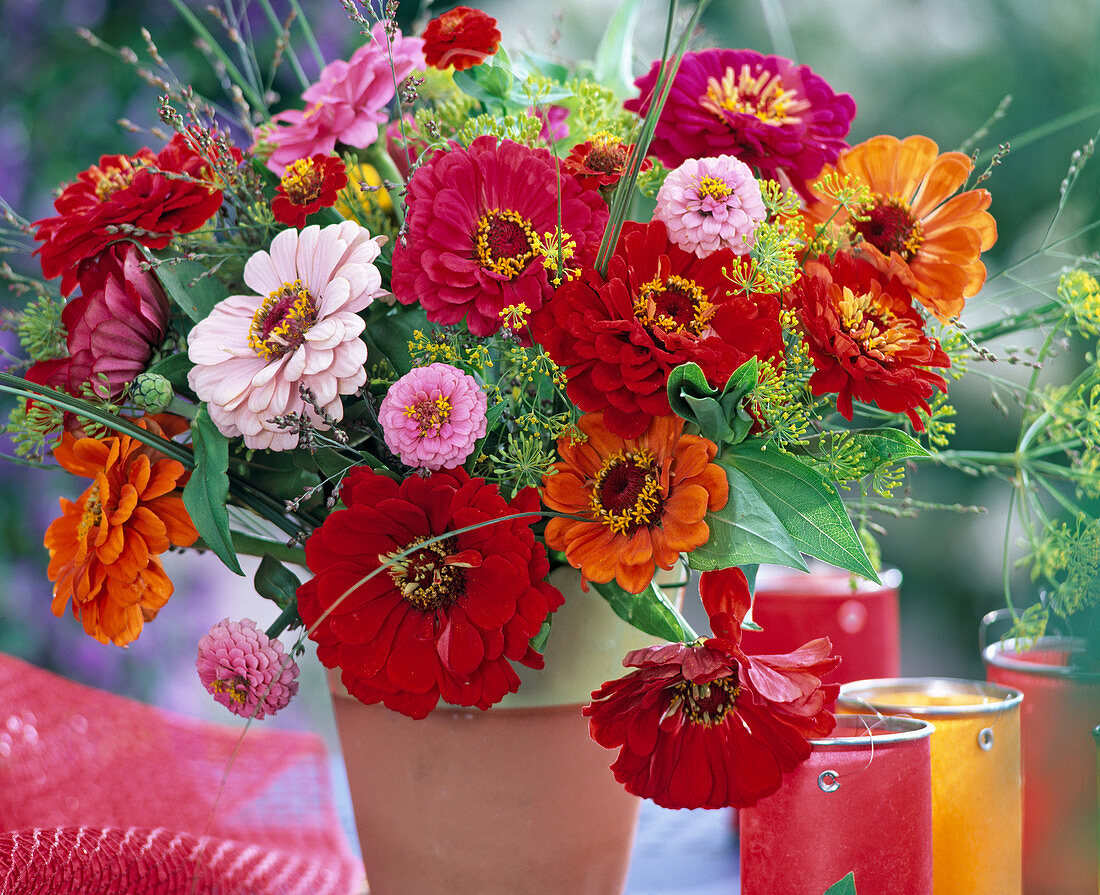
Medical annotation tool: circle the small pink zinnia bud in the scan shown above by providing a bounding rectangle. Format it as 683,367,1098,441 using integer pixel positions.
654,155,766,258
197,618,300,719
379,362,488,471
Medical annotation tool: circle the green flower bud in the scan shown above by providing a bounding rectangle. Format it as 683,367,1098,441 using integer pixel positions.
129,372,174,413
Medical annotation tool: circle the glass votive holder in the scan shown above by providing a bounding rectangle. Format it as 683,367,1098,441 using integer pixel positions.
739,563,901,684
739,714,935,895
839,678,1023,895
984,635,1100,895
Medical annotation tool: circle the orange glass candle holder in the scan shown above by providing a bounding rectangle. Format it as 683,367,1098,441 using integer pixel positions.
739,714,935,895
839,678,1023,895
740,563,901,684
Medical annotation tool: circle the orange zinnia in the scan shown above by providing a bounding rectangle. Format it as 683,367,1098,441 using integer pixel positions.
44,416,198,646
542,412,728,594
803,134,997,322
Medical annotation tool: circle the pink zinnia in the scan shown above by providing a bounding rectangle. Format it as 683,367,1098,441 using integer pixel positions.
625,49,855,193
187,222,387,451
379,363,488,471
655,155,766,257
264,23,425,176
197,618,300,719
391,135,608,337
26,243,170,402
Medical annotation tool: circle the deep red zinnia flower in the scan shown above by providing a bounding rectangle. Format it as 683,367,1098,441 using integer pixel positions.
787,252,950,428
296,466,565,719
584,566,839,809
26,242,170,404
531,219,783,438
563,132,649,191
271,154,349,227
33,130,240,296
391,135,608,337
625,49,855,194
421,5,502,71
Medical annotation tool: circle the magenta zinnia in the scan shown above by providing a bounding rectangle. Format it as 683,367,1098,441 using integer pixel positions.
584,566,839,809
390,135,609,337
296,466,564,719
625,49,855,193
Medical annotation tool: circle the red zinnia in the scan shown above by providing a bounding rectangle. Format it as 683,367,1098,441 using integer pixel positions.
584,566,839,809
787,252,950,428
271,154,348,227
625,49,855,193
421,6,501,71
27,243,170,404
296,466,564,719
563,132,649,191
33,130,240,296
531,220,783,438
391,136,608,337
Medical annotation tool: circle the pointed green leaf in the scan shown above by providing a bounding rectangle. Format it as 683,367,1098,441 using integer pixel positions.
150,256,228,323
183,409,243,576
823,872,857,895
360,305,426,378
722,441,878,582
667,359,758,446
529,615,553,654
254,554,301,610
591,577,697,643
593,0,647,97
689,464,807,571
144,351,194,392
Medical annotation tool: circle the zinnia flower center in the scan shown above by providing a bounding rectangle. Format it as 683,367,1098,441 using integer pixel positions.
91,157,143,201
695,176,732,202
404,394,452,437
700,65,808,126
668,676,740,726
280,157,324,205
212,676,249,705
475,209,538,279
836,285,919,361
853,195,925,260
77,493,103,540
591,449,664,534
584,133,629,174
248,280,319,360
634,274,715,336
384,537,481,611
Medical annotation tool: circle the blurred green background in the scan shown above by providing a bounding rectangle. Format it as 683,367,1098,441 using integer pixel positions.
2,0,1099,711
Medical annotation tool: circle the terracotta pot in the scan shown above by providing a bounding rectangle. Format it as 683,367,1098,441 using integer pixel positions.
329,566,680,895
984,635,1100,895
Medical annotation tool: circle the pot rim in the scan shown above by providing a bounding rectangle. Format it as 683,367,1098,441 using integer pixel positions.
810,713,934,747
837,677,1023,718
983,636,1100,681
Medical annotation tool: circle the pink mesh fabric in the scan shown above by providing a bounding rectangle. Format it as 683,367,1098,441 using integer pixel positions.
0,653,365,895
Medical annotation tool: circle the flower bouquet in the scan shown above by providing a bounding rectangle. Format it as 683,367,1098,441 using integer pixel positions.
4,0,1066,889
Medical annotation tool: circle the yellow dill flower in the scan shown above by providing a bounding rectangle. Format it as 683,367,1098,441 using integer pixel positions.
1058,269,1100,336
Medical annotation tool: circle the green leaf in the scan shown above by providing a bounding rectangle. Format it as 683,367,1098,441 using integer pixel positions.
452,47,520,107
361,305,426,378
721,441,879,582
591,577,697,643
529,615,553,654
823,872,857,895
151,256,228,323
144,352,194,392
254,554,301,610
183,409,243,576
688,464,807,572
667,360,758,447
593,0,647,98
797,428,929,478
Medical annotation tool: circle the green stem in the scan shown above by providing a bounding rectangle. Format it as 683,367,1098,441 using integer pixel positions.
286,0,325,73
256,0,310,91
265,598,302,640
232,532,307,566
365,143,406,227
167,0,267,111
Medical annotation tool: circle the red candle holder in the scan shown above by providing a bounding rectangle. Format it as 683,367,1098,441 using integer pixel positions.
984,634,1100,895
740,563,901,684
739,714,934,895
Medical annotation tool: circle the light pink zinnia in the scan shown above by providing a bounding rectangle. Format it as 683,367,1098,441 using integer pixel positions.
379,362,488,470
197,618,300,719
654,155,766,257
264,23,425,176
187,222,387,451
